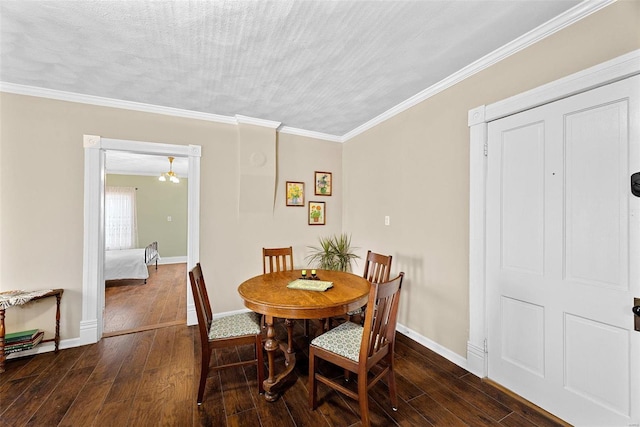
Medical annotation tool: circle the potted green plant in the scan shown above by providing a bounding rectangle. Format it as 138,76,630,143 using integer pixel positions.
306,233,360,272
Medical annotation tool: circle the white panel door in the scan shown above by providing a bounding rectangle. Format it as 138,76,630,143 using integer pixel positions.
486,75,639,426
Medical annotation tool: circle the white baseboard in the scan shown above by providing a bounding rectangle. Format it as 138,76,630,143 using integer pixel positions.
78,318,99,345
466,341,487,377
396,323,470,373
187,303,197,326
157,256,187,265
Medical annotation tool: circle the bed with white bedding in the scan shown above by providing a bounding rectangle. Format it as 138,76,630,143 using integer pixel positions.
105,241,159,282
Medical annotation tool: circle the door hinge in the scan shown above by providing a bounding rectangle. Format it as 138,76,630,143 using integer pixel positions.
484,141,488,157
483,338,488,354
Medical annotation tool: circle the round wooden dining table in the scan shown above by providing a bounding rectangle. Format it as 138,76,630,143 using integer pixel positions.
238,269,370,402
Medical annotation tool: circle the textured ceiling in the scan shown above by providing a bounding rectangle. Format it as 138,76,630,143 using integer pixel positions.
105,151,189,177
1,0,584,141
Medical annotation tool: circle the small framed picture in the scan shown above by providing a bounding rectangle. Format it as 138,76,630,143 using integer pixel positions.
286,181,305,206
308,201,326,225
314,171,332,196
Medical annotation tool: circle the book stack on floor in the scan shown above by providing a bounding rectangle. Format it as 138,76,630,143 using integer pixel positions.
4,329,44,354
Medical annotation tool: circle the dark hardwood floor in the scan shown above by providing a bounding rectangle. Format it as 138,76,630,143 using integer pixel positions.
1,266,569,426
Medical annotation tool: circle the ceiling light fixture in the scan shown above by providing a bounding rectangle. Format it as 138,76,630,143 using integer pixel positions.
159,156,180,183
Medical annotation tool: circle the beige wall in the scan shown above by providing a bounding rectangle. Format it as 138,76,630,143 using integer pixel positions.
343,0,640,356
1,1,638,357
0,96,342,338
106,174,189,258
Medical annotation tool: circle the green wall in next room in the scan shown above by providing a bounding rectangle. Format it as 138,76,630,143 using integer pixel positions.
106,174,188,258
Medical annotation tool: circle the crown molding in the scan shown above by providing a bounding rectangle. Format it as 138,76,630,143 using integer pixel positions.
234,114,281,129
0,82,238,125
341,0,614,142
278,126,344,143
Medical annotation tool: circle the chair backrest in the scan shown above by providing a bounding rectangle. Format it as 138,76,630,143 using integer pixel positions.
362,250,392,283
263,246,294,273
360,272,404,363
189,263,213,344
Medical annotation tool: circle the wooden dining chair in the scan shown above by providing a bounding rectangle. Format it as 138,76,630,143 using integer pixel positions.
262,246,294,272
262,246,310,340
328,250,392,327
362,250,393,283
351,250,393,315
189,263,264,404
308,272,404,427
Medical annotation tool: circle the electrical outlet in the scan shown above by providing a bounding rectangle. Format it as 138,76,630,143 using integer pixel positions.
384,216,390,226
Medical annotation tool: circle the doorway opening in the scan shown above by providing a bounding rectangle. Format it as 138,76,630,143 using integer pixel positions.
82,136,201,344
102,151,190,337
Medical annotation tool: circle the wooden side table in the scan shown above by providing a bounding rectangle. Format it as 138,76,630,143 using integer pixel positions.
0,288,64,373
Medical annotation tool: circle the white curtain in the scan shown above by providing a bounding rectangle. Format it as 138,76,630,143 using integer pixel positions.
105,186,138,250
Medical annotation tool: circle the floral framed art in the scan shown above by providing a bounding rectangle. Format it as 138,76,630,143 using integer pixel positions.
308,201,326,225
286,181,305,206
314,171,332,196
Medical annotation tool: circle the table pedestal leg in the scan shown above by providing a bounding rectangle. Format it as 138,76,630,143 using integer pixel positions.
54,294,61,353
284,319,294,356
0,309,5,373
263,317,279,402
262,315,297,402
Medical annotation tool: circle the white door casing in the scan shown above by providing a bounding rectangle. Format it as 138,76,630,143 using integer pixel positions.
81,136,201,345
486,75,639,425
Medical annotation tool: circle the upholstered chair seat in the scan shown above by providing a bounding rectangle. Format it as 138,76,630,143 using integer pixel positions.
310,321,363,361
208,311,262,340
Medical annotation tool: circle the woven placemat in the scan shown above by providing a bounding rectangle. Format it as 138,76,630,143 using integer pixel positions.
287,279,333,292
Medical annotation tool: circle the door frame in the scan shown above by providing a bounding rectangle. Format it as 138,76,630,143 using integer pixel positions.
80,135,201,346
467,49,640,377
